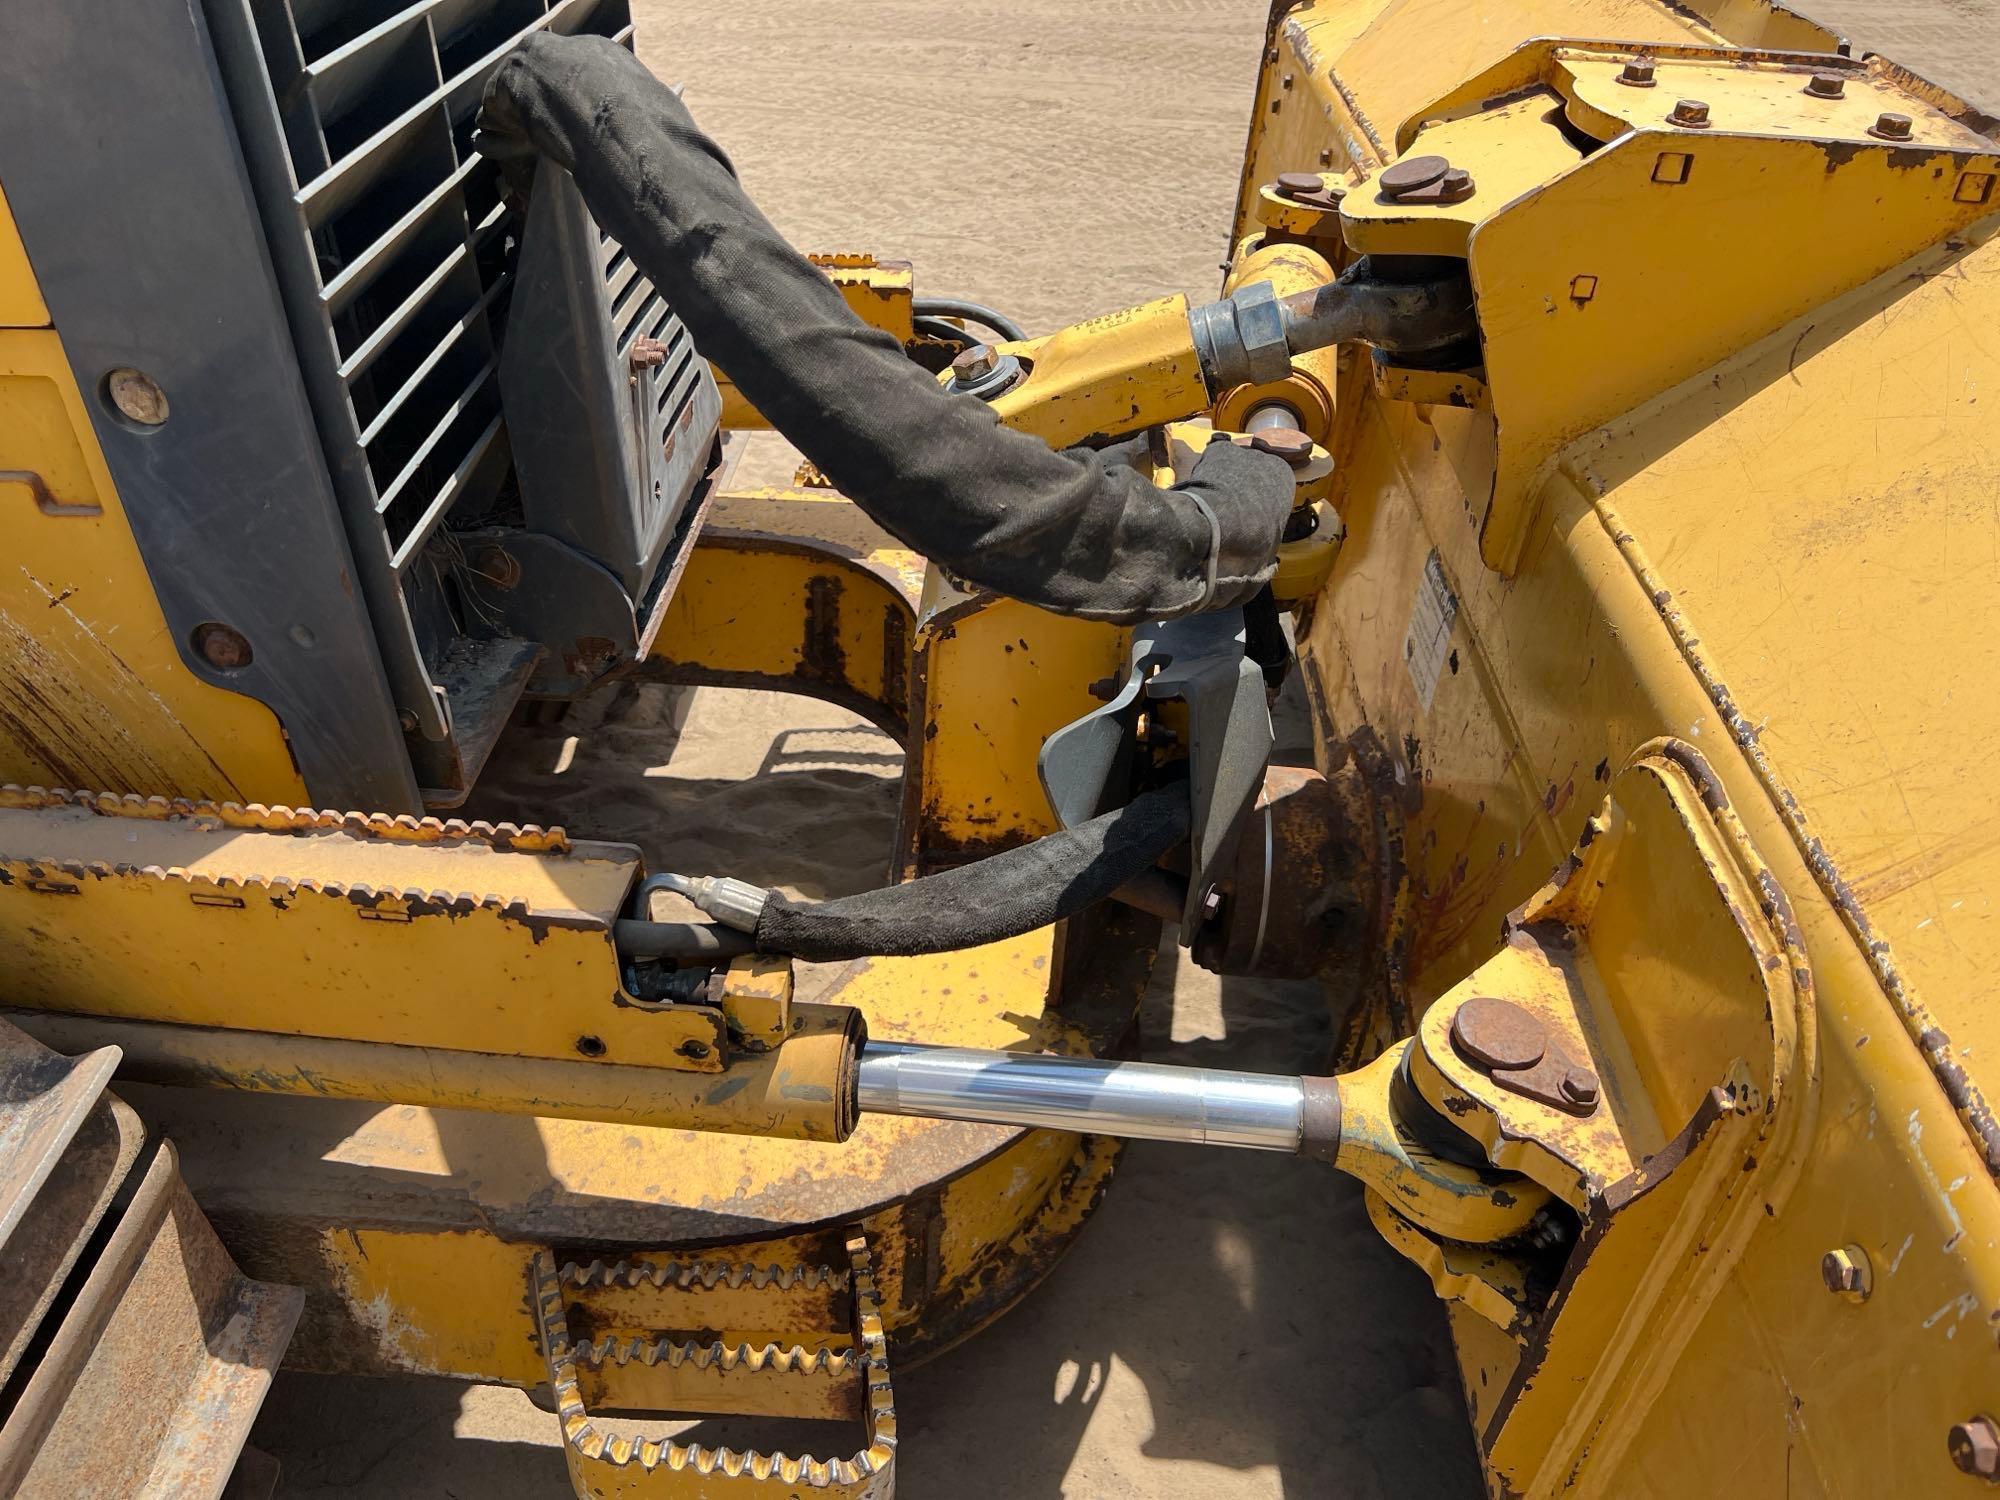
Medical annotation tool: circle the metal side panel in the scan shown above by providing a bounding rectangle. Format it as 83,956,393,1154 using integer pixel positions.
0,1030,145,1391
0,5,417,811
0,1143,303,1500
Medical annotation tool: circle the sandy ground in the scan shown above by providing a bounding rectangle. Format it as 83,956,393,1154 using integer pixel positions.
252,3,2000,1496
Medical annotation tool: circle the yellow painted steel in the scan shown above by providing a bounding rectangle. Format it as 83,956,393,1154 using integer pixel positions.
0,182,48,326
982,293,1211,449
1333,1042,1549,1241
903,571,1132,862
0,788,734,1070
648,487,923,733
534,1237,898,1497
0,328,307,803
1244,1,2000,1491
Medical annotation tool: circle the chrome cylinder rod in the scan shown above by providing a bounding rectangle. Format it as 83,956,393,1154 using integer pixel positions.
856,1041,1308,1152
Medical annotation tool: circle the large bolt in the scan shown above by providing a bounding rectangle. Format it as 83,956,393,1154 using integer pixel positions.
1871,111,1914,141
1378,154,1450,201
951,345,999,384
630,335,669,369
191,622,253,672
1669,98,1711,129
1949,1416,2000,1481
1245,426,1316,465
1805,72,1846,99
1819,1244,1873,1303
1617,57,1657,88
105,367,169,426
1276,171,1325,200
1450,996,1548,1072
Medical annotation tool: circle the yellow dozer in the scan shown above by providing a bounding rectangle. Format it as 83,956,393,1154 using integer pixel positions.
0,0,1995,1495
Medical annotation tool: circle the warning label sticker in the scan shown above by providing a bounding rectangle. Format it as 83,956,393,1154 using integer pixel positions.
1402,549,1458,712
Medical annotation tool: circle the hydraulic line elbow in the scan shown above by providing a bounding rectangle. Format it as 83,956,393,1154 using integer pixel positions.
1187,256,1478,389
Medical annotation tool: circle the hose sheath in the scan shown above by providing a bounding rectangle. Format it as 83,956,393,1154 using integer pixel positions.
756,786,1191,960
478,36,1294,622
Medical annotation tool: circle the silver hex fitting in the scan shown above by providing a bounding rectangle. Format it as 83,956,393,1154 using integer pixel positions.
678,874,772,933
1187,281,1293,390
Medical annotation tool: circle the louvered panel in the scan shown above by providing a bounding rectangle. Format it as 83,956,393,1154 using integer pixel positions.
209,0,723,803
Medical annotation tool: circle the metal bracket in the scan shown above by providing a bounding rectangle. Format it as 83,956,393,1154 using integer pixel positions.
1038,610,1274,937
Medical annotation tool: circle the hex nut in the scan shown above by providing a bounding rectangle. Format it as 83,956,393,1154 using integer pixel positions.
1805,72,1846,99
1669,99,1711,129
1819,1244,1873,1303
1560,1067,1601,1108
1435,167,1476,204
1618,58,1656,88
105,367,169,426
951,345,999,384
1871,111,1914,141
1948,1416,2000,1481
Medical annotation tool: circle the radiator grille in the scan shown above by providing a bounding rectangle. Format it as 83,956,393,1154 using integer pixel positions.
208,0,717,797
241,0,637,566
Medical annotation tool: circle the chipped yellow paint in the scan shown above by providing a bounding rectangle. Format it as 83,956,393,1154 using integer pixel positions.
652,487,922,733
0,791,738,1067
906,573,1130,861
326,1227,544,1383
1245,3,2000,1491
0,328,305,801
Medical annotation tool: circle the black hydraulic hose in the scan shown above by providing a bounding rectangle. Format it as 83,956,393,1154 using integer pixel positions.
755,785,1191,962
912,296,1028,343
912,315,985,346
477,36,1295,623
615,919,757,961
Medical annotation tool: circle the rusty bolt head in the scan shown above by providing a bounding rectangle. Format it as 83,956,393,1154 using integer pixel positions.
105,367,169,426
952,345,1000,384
1669,98,1711,128
1276,171,1325,200
191,622,252,672
1560,1067,1601,1109
630,335,669,369
1805,72,1846,99
1378,154,1451,201
1617,57,1657,88
398,708,420,734
1819,1244,1873,1302
1450,996,1548,1073
1870,111,1914,141
1246,426,1316,464
1949,1416,2000,1480
476,546,523,590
